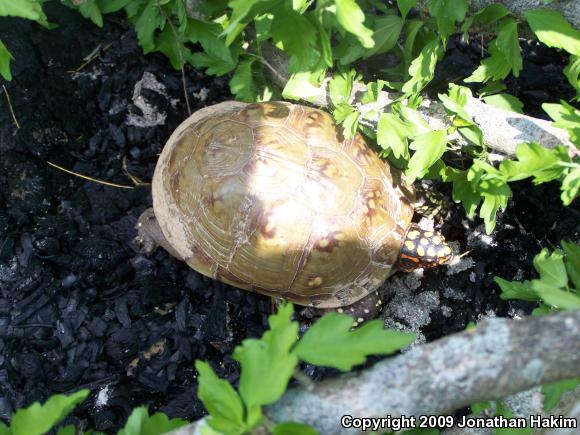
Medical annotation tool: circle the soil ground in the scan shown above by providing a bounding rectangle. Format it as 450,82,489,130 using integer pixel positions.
0,4,578,432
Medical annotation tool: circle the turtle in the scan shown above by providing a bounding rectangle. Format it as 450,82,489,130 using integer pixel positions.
135,101,453,321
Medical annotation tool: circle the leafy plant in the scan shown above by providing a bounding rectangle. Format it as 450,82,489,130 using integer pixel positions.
492,240,580,431
195,303,415,434
0,0,52,80
0,389,89,435
495,240,580,311
117,407,188,435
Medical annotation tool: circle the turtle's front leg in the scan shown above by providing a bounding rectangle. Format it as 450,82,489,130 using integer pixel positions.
299,291,382,327
134,208,184,260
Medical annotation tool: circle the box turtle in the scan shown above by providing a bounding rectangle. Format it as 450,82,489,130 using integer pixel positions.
136,101,452,320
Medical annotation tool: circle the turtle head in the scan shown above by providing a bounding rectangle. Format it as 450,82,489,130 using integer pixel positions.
396,224,452,272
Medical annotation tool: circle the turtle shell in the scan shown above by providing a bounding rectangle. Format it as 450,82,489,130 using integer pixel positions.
152,101,415,308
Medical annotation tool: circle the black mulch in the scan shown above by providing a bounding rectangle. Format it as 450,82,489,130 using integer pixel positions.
0,4,578,433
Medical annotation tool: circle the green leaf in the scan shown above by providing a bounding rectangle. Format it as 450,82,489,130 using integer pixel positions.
118,407,187,435
11,389,90,435
402,38,442,95
282,71,323,102
186,19,238,76
234,303,299,409
483,94,524,114
495,401,531,435
542,101,580,145
333,104,360,139
532,282,580,309
402,19,424,63
270,6,318,71
468,160,511,234
329,69,357,107
406,130,447,183
465,44,511,83
361,80,385,104
532,303,552,316
273,422,319,435
471,401,491,414
230,60,256,102
561,167,580,205
134,0,162,53
478,81,507,97
335,0,375,49
542,378,580,412
495,19,522,77
377,113,412,159
428,0,467,40
0,0,43,20
461,3,509,35
524,9,580,56
96,0,133,14
499,142,566,184
0,39,13,81
533,248,568,289
78,0,103,27
562,241,580,290
399,105,432,136
442,167,481,218
397,0,416,20
564,56,580,101
495,277,538,301
195,360,246,434
365,15,404,59
155,26,187,69
294,313,415,371
222,0,274,46
0,423,8,435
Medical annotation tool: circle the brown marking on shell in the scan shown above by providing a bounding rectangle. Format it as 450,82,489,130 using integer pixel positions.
238,101,291,127
342,134,376,166
287,106,343,151
300,148,363,217
289,216,373,307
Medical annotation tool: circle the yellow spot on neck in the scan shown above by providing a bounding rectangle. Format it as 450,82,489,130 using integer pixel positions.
407,230,419,240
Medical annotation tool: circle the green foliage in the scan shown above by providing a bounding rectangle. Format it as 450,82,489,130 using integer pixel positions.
1,389,89,435
525,9,580,56
542,377,580,412
196,303,414,434
118,407,188,435
461,4,509,36
0,0,52,80
465,18,522,82
334,0,374,49
0,39,13,81
494,401,531,435
564,55,580,101
482,94,524,114
272,422,319,435
495,241,580,310
294,313,415,370
428,0,467,41
402,38,442,96
196,360,247,434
